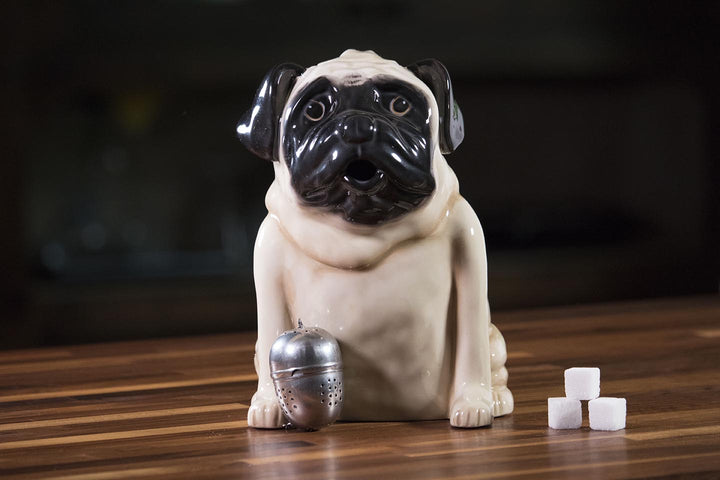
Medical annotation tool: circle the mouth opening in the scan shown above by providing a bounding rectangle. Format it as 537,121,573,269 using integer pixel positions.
345,159,379,182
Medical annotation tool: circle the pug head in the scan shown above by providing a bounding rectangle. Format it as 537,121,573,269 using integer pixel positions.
237,51,464,225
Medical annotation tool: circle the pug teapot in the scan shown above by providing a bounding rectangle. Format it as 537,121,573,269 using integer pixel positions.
238,50,513,428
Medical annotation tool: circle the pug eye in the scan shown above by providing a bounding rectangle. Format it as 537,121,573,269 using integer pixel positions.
304,100,326,121
390,96,411,116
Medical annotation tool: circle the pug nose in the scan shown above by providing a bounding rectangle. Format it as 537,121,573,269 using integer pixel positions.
341,114,375,144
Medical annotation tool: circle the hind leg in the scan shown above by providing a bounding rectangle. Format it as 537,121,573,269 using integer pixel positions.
490,323,514,417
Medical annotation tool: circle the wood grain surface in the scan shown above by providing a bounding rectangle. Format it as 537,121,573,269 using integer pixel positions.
1,295,719,479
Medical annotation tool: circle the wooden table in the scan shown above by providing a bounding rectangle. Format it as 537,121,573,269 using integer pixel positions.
1,295,719,479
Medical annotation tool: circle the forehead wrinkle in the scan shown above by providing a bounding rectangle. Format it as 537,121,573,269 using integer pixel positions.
280,51,441,162
290,77,427,108
290,71,432,103
286,52,437,114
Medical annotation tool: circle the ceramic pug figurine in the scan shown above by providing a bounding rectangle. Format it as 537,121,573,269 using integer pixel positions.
237,50,513,428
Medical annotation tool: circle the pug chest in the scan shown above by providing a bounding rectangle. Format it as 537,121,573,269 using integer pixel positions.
281,229,457,419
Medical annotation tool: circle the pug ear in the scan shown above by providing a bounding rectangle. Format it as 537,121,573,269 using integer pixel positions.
236,63,305,161
406,59,464,154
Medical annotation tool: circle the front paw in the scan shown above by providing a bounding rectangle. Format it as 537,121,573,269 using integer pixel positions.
449,386,494,428
247,392,285,429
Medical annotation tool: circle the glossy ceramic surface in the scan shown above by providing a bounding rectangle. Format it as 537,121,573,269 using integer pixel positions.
241,50,513,429
282,76,436,225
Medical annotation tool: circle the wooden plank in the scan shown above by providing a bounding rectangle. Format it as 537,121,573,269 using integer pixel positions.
0,345,252,375
0,403,247,431
0,420,249,450
437,451,720,480
0,295,718,479
0,375,256,402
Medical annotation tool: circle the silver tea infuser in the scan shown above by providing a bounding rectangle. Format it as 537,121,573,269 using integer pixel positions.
269,320,343,430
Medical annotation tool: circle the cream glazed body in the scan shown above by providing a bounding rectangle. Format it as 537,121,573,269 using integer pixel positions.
238,50,514,428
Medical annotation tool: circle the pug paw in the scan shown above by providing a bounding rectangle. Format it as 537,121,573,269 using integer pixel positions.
492,386,514,417
247,392,284,429
449,385,494,428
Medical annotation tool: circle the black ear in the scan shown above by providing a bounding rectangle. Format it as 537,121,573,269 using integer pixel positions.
236,63,305,161
406,59,464,154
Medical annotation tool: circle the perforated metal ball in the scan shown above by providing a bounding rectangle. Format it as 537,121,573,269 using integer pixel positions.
270,321,343,430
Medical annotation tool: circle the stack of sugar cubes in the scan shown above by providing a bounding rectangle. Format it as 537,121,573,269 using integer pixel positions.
548,367,626,431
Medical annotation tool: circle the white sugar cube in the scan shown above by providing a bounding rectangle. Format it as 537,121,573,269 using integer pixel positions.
564,367,600,400
548,397,582,429
589,397,626,431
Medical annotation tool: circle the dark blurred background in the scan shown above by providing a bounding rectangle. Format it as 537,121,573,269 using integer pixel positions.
1,1,718,348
